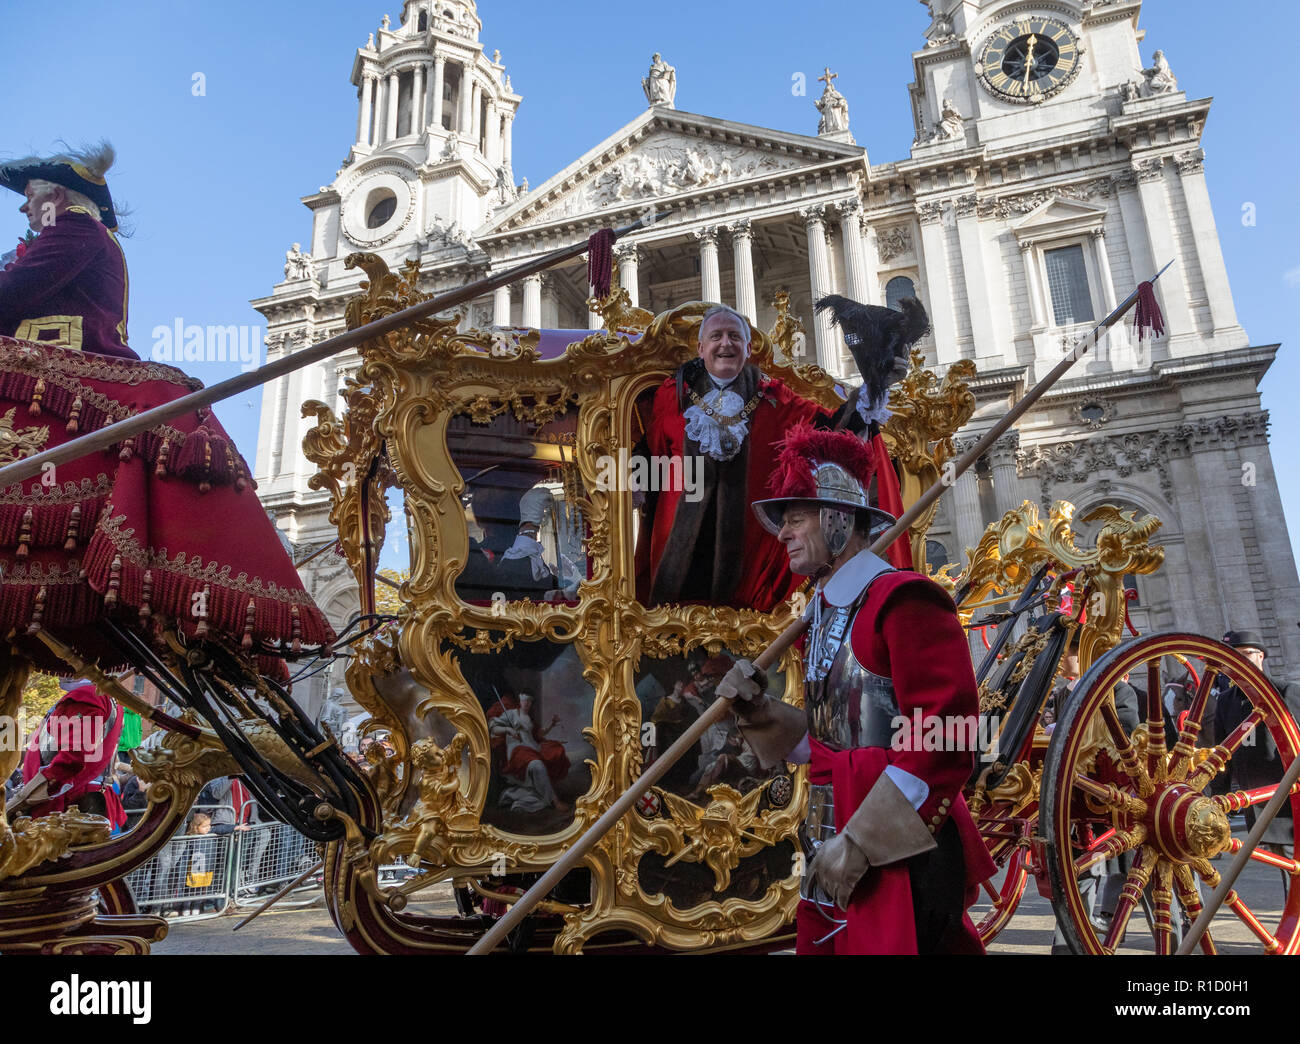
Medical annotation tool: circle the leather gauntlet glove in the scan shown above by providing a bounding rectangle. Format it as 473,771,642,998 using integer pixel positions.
807,772,939,909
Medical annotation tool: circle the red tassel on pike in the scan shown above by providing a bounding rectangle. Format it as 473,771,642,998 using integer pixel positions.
1133,280,1165,339
586,228,616,301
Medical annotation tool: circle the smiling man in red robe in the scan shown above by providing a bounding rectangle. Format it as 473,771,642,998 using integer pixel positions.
639,299,925,612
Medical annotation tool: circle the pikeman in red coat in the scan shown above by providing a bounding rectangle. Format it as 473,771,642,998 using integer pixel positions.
716,425,994,954
12,680,126,831
0,143,137,359
639,298,927,612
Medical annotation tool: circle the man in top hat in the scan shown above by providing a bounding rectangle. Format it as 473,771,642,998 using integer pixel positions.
1213,630,1300,860
0,142,136,358
639,298,927,613
716,424,994,954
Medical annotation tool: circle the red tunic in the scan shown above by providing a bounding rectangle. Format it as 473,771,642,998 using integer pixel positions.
0,209,136,359
644,373,824,612
798,571,994,954
20,683,126,829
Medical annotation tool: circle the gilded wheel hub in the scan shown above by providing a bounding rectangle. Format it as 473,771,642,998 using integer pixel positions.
1149,784,1231,862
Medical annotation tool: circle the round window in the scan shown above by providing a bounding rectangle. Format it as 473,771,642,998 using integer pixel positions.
366,191,398,229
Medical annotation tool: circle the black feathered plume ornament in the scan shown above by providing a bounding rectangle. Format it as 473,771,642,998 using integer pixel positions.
814,294,930,419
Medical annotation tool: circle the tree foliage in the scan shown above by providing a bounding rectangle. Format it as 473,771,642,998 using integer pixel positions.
21,672,63,724
374,568,409,615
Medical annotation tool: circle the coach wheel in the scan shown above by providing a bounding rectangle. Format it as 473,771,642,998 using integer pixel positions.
1042,633,1300,954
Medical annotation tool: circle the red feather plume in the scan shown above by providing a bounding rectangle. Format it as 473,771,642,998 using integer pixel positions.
767,423,878,498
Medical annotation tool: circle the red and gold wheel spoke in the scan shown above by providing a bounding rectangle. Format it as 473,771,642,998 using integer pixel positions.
1223,890,1281,953
1225,837,1300,876
1168,667,1216,780
1172,864,1217,954
1101,845,1158,954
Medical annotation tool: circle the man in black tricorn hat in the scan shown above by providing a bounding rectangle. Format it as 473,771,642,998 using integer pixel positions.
1213,630,1300,874
0,141,137,358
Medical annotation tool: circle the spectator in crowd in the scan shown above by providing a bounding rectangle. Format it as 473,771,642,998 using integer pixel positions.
180,811,219,917
1213,630,1300,888
119,766,150,829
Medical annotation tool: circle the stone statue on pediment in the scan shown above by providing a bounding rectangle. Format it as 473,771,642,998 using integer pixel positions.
816,80,850,134
931,97,964,142
284,243,314,281
1141,50,1178,95
643,53,677,108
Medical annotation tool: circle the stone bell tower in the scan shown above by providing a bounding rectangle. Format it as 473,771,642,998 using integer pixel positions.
251,3,525,717
317,0,523,264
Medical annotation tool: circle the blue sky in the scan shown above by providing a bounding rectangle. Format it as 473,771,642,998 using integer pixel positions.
5,0,1298,563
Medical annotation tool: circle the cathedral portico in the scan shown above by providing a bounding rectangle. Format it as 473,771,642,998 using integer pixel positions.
253,1,1300,713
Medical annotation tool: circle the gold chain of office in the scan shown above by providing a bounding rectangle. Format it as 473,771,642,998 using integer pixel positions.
687,386,765,427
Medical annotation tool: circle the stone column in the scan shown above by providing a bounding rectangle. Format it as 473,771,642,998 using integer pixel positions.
357,75,374,145
1186,437,1259,634
493,285,511,327
502,112,514,168
1019,238,1046,329
458,63,473,133
860,221,881,306
485,102,500,166
615,244,640,307
729,220,757,322
522,273,542,328
1090,228,1118,313
916,202,959,365
955,195,998,360
384,72,399,141
950,458,985,555
802,206,837,370
989,432,1024,514
696,227,721,303
430,56,445,130
1133,157,1193,343
837,201,870,304
470,80,482,142
411,63,425,137
1176,151,1244,338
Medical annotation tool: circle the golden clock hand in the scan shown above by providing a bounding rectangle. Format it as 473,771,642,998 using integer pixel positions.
1023,34,1038,88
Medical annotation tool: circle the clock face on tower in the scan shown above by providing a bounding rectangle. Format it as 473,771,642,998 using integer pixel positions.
977,16,1081,103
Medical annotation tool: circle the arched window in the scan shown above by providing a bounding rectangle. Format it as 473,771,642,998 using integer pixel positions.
885,275,916,311
417,9,428,31
925,539,951,573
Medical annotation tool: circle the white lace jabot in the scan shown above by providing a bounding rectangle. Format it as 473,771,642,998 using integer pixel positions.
683,385,750,462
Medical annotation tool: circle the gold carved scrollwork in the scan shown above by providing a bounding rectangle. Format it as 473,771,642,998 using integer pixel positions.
306,253,966,952
587,284,654,335
766,289,806,367
655,783,782,891
881,347,977,572
959,500,1165,669
0,406,49,465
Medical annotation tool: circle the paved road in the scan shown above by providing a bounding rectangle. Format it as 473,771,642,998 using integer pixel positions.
151,825,1290,955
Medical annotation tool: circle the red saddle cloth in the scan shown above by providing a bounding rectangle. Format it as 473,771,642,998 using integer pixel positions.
0,336,334,672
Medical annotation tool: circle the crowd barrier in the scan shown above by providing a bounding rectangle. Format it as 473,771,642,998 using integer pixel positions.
121,803,323,922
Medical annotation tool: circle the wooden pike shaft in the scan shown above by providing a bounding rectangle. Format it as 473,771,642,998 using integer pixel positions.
0,213,666,490
466,264,1172,955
